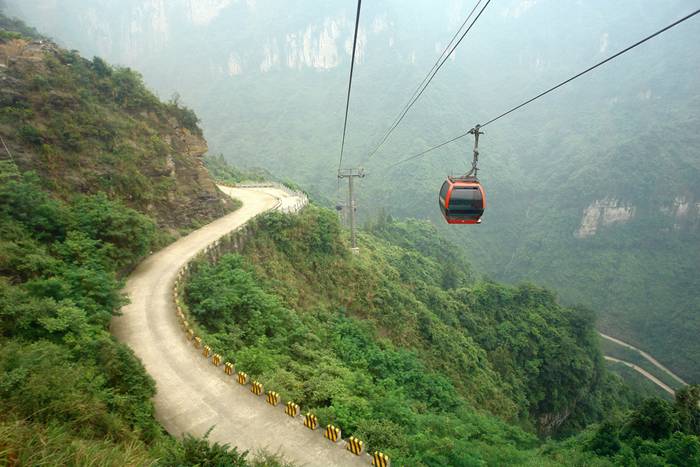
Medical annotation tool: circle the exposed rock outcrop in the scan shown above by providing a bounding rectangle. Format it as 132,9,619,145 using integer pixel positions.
575,198,635,238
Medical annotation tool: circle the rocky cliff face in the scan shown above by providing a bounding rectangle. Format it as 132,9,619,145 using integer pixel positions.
661,195,700,231
3,0,397,76
574,195,699,239
575,198,636,238
0,37,235,231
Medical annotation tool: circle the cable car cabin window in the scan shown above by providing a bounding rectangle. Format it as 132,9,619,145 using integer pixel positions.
449,187,483,217
439,181,449,204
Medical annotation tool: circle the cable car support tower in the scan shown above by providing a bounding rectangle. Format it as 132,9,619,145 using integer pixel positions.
337,167,365,254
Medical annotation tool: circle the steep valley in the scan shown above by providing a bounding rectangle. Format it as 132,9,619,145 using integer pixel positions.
6,0,698,383
1,6,699,467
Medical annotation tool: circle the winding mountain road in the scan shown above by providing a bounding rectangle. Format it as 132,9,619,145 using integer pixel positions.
604,356,676,396
112,186,366,467
599,332,688,387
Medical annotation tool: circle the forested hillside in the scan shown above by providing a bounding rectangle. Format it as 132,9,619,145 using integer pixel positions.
1,8,699,465
182,204,700,465
9,0,697,383
0,19,272,466
0,25,236,233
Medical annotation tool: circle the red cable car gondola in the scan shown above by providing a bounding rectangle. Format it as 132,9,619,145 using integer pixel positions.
439,176,485,224
439,125,486,225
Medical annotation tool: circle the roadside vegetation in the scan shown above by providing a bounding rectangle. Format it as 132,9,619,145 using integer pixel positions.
183,204,700,465
0,16,261,467
2,9,698,467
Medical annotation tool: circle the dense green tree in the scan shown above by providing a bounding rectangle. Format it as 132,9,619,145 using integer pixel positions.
0,173,69,242
91,56,112,77
675,385,700,435
625,398,680,441
71,192,155,270
589,421,622,457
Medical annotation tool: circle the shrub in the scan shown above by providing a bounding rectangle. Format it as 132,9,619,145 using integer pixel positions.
18,124,44,146
160,429,249,466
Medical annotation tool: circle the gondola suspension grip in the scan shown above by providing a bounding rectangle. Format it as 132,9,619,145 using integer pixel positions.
468,124,483,177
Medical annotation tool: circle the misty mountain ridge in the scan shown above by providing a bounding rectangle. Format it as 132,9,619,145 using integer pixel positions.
2,6,700,466
13,0,696,383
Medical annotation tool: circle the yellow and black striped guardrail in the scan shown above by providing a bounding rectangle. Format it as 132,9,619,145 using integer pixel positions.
371,451,390,467
285,401,300,417
168,198,399,464
251,381,263,396
303,413,318,430
346,436,364,455
266,391,280,406
324,425,341,442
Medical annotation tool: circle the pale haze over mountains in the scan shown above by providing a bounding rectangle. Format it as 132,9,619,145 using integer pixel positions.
7,0,699,382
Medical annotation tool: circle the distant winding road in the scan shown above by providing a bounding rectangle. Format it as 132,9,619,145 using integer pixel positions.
112,186,366,467
599,332,688,385
599,332,689,396
603,356,676,396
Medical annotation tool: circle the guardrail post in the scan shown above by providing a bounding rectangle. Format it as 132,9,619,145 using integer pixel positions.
285,401,300,417
371,452,391,467
303,413,318,430
266,391,280,406
346,436,364,455
250,381,263,396
324,425,341,442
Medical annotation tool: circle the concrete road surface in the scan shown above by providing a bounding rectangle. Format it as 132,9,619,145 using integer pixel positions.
599,332,687,386
604,356,676,396
112,186,368,467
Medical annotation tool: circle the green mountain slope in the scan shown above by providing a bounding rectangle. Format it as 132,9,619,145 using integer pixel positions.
1,7,698,467
0,19,258,466
0,34,236,234
181,204,654,464
10,0,697,383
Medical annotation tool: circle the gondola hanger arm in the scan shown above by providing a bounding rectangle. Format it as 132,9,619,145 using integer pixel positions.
467,124,484,177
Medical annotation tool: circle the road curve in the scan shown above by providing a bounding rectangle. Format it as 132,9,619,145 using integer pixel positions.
604,356,676,396
599,332,688,386
112,186,366,467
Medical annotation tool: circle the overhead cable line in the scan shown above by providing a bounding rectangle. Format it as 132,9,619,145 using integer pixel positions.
387,7,700,170
365,0,484,160
338,0,363,171
366,0,491,161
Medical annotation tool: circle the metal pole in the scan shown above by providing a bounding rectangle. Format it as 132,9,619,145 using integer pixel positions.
338,167,364,253
349,174,357,249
